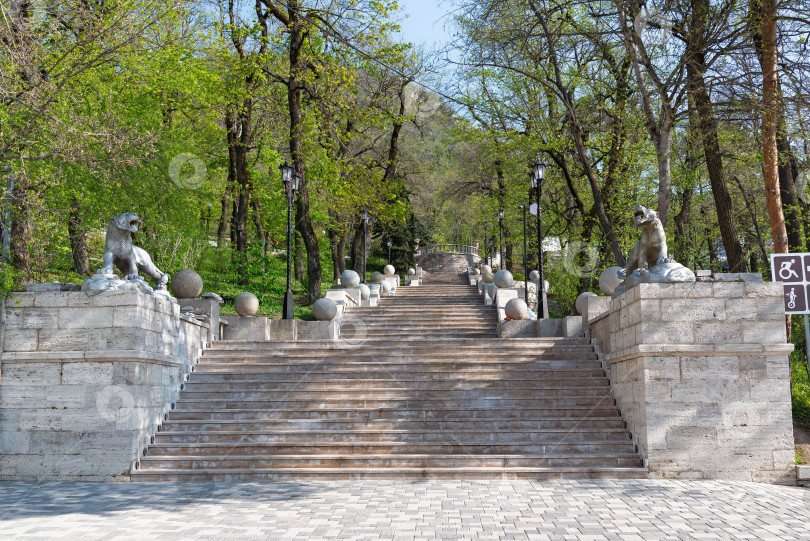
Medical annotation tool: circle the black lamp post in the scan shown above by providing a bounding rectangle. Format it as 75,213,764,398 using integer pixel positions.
498,209,504,270
280,162,298,320
531,156,547,319
519,204,528,306
483,221,489,266
361,209,369,281
387,238,392,263
206,202,212,233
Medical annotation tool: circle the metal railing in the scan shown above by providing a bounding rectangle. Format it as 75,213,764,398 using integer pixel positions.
416,244,480,257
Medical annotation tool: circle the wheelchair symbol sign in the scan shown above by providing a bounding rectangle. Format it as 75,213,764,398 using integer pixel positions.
772,255,804,283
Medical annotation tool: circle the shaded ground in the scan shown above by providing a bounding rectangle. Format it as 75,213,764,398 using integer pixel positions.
796,420,810,464
1,479,808,540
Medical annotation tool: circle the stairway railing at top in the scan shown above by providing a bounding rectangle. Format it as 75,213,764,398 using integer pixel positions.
416,244,480,257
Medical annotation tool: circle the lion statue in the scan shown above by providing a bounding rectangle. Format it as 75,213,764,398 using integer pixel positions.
619,204,669,278
99,212,169,290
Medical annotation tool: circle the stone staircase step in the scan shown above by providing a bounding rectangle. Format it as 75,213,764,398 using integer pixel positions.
131,466,648,481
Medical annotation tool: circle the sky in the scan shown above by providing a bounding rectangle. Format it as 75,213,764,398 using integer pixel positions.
395,0,454,47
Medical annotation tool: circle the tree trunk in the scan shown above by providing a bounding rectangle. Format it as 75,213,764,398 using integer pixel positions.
250,197,266,254
217,183,231,243
294,230,304,280
755,0,789,253
776,130,803,251
10,179,32,281
287,3,322,304
67,198,91,275
686,11,745,272
673,187,693,266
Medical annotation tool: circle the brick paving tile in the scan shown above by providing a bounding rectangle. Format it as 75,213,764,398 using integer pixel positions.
0,480,807,540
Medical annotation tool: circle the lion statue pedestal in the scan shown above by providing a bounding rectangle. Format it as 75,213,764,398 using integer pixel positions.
611,204,695,297
81,212,175,301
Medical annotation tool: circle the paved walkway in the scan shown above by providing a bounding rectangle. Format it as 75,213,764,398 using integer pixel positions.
0,480,807,540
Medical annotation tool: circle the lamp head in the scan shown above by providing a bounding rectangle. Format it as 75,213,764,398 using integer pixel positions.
279,161,293,185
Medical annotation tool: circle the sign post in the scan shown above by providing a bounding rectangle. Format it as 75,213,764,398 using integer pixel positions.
771,253,810,381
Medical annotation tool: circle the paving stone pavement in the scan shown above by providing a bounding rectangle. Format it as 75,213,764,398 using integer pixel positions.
0,480,808,540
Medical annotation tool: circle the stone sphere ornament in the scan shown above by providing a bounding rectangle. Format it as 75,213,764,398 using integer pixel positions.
472,268,480,276
505,298,529,320
370,271,383,283
408,268,415,276
358,284,370,300
481,265,492,275
493,270,514,289
313,297,338,321
575,292,598,315
529,270,540,281
482,271,495,283
381,280,392,293
234,292,259,317
170,269,203,299
340,269,361,289
384,265,395,276
599,266,624,296
477,278,484,293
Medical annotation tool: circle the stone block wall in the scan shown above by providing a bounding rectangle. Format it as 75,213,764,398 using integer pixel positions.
414,252,478,273
590,282,795,484
0,290,207,480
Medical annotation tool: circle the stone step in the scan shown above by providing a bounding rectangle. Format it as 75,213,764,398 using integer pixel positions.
173,387,613,400
131,466,648,481
208,338,588,350
180,378,610,390
194,357,600,368
153,428,632,445
142,440,638,456
137,453,642,470
158,417,627,432
183,369,608,381
173,396,617,409
166,406,623,421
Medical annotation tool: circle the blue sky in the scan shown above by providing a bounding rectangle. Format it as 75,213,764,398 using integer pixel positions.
396,0,454,47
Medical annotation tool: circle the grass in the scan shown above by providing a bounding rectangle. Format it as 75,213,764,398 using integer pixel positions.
790,317,810,425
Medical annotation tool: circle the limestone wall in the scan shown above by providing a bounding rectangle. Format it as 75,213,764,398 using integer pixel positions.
590,282,795,484
0,290,207,481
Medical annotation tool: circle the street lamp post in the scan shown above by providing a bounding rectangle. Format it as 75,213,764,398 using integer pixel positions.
498,209,504,270
483,221,489,267
206,202,212,233
361,209,369,281
519,204,528,306
387,238,392,264
531,156,547,319
279,162,298,320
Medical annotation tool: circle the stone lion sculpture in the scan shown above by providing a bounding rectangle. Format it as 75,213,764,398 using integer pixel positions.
619,204,669,279
99,212,169,290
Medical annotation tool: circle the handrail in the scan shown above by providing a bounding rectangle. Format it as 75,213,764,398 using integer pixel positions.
416,244,480,257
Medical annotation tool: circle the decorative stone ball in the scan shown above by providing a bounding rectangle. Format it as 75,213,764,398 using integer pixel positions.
485,282,497,299
529,270,540,281
599,266,624,296
472,268,480,276
544,280,550,292
481,265,492,275
358,284,370,300
482,271,495,283
313,297,338,321
234,292,259,317
575,292,598,315
408,268,415,276
493,270,514,289
341,269,361,289
477,278,484,293
505,298,529,320
171,269,203,299
384,265,395,276
381,280,392,293
370,271,383,283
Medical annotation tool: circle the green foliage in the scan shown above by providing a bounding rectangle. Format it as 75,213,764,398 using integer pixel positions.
790,317,810,423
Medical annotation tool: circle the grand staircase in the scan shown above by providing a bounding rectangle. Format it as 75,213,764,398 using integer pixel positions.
132,272,646,481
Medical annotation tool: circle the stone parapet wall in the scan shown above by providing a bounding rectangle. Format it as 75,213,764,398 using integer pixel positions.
590,282,795,484
0,290,207,481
